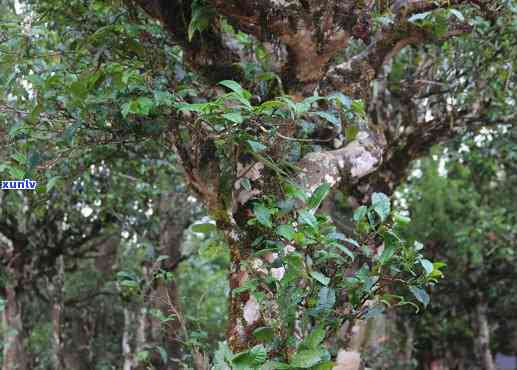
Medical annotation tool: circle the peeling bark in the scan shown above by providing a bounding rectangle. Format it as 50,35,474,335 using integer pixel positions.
297,131,385,193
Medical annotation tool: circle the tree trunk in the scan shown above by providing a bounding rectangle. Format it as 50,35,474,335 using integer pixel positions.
475,301,495,370
151,190,188,368
2,246,27,370
124,191,190,369
2,285,26,370
49,255,65,370
403,321,415,366
122,308,135,370
63,311,91,370
135,305,150,369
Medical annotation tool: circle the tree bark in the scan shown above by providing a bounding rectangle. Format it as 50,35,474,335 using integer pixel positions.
49,255,65,370
475,301,495,370
124,191,191,369
2,285,26,370
151,190,190,368
122,307,135,370
403,321,415,366
2,245,27,370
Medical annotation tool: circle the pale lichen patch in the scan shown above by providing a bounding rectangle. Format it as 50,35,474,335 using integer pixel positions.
235,162,264,190
350,150,378,178
264,252,279,263
243,296,261,325
237,188,261,205
333,351,361,370
284,244,296,254
271,267,285,280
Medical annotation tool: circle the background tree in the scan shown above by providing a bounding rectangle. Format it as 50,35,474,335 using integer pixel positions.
396,128,517,370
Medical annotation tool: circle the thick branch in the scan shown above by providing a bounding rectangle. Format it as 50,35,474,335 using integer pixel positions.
320,20,472,99
297,131,386,193
131,0,243,82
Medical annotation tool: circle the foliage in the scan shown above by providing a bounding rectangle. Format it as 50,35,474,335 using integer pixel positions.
213,186,436,368
395,129,517,368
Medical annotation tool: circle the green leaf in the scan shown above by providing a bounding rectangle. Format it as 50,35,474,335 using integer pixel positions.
252,327,274,342
276,224,295,241
284,252,304,283
283,182,307,201
414,241,424,251
156,346,168,364
303,326,326,349
336,244,354,260
27,151,41,169
137,96,154,115
378,243,396,265
153,90,175,106
222,112,244,124
262,362,290,369
136,350,149,362
353,206,368,222
313,111,340,126
345,125,359,141
290,349,325,368
213,342,233,370
122,99,149,117
232,345,267,369
351,99,365,116
310,271,330,286
253,203,273,228
420,259,434,275
363,305,385,320
241,178,252,191
250,345,267,364
312,362,334,370
449,8,465,21
176,102,212,113
408,12,431,23
192,223,217,234
371,192,390,222
316,287,336,311
7,166,25,179
298,210,318,228
219,80,251,99
46,176,62,193
307,183,331,210
331,92,352,109
393,213,411,225
247,140,267,153
11,152,26,165
64,122,81,144
188,2,214,41
409,286,430,307
8,122,24,138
